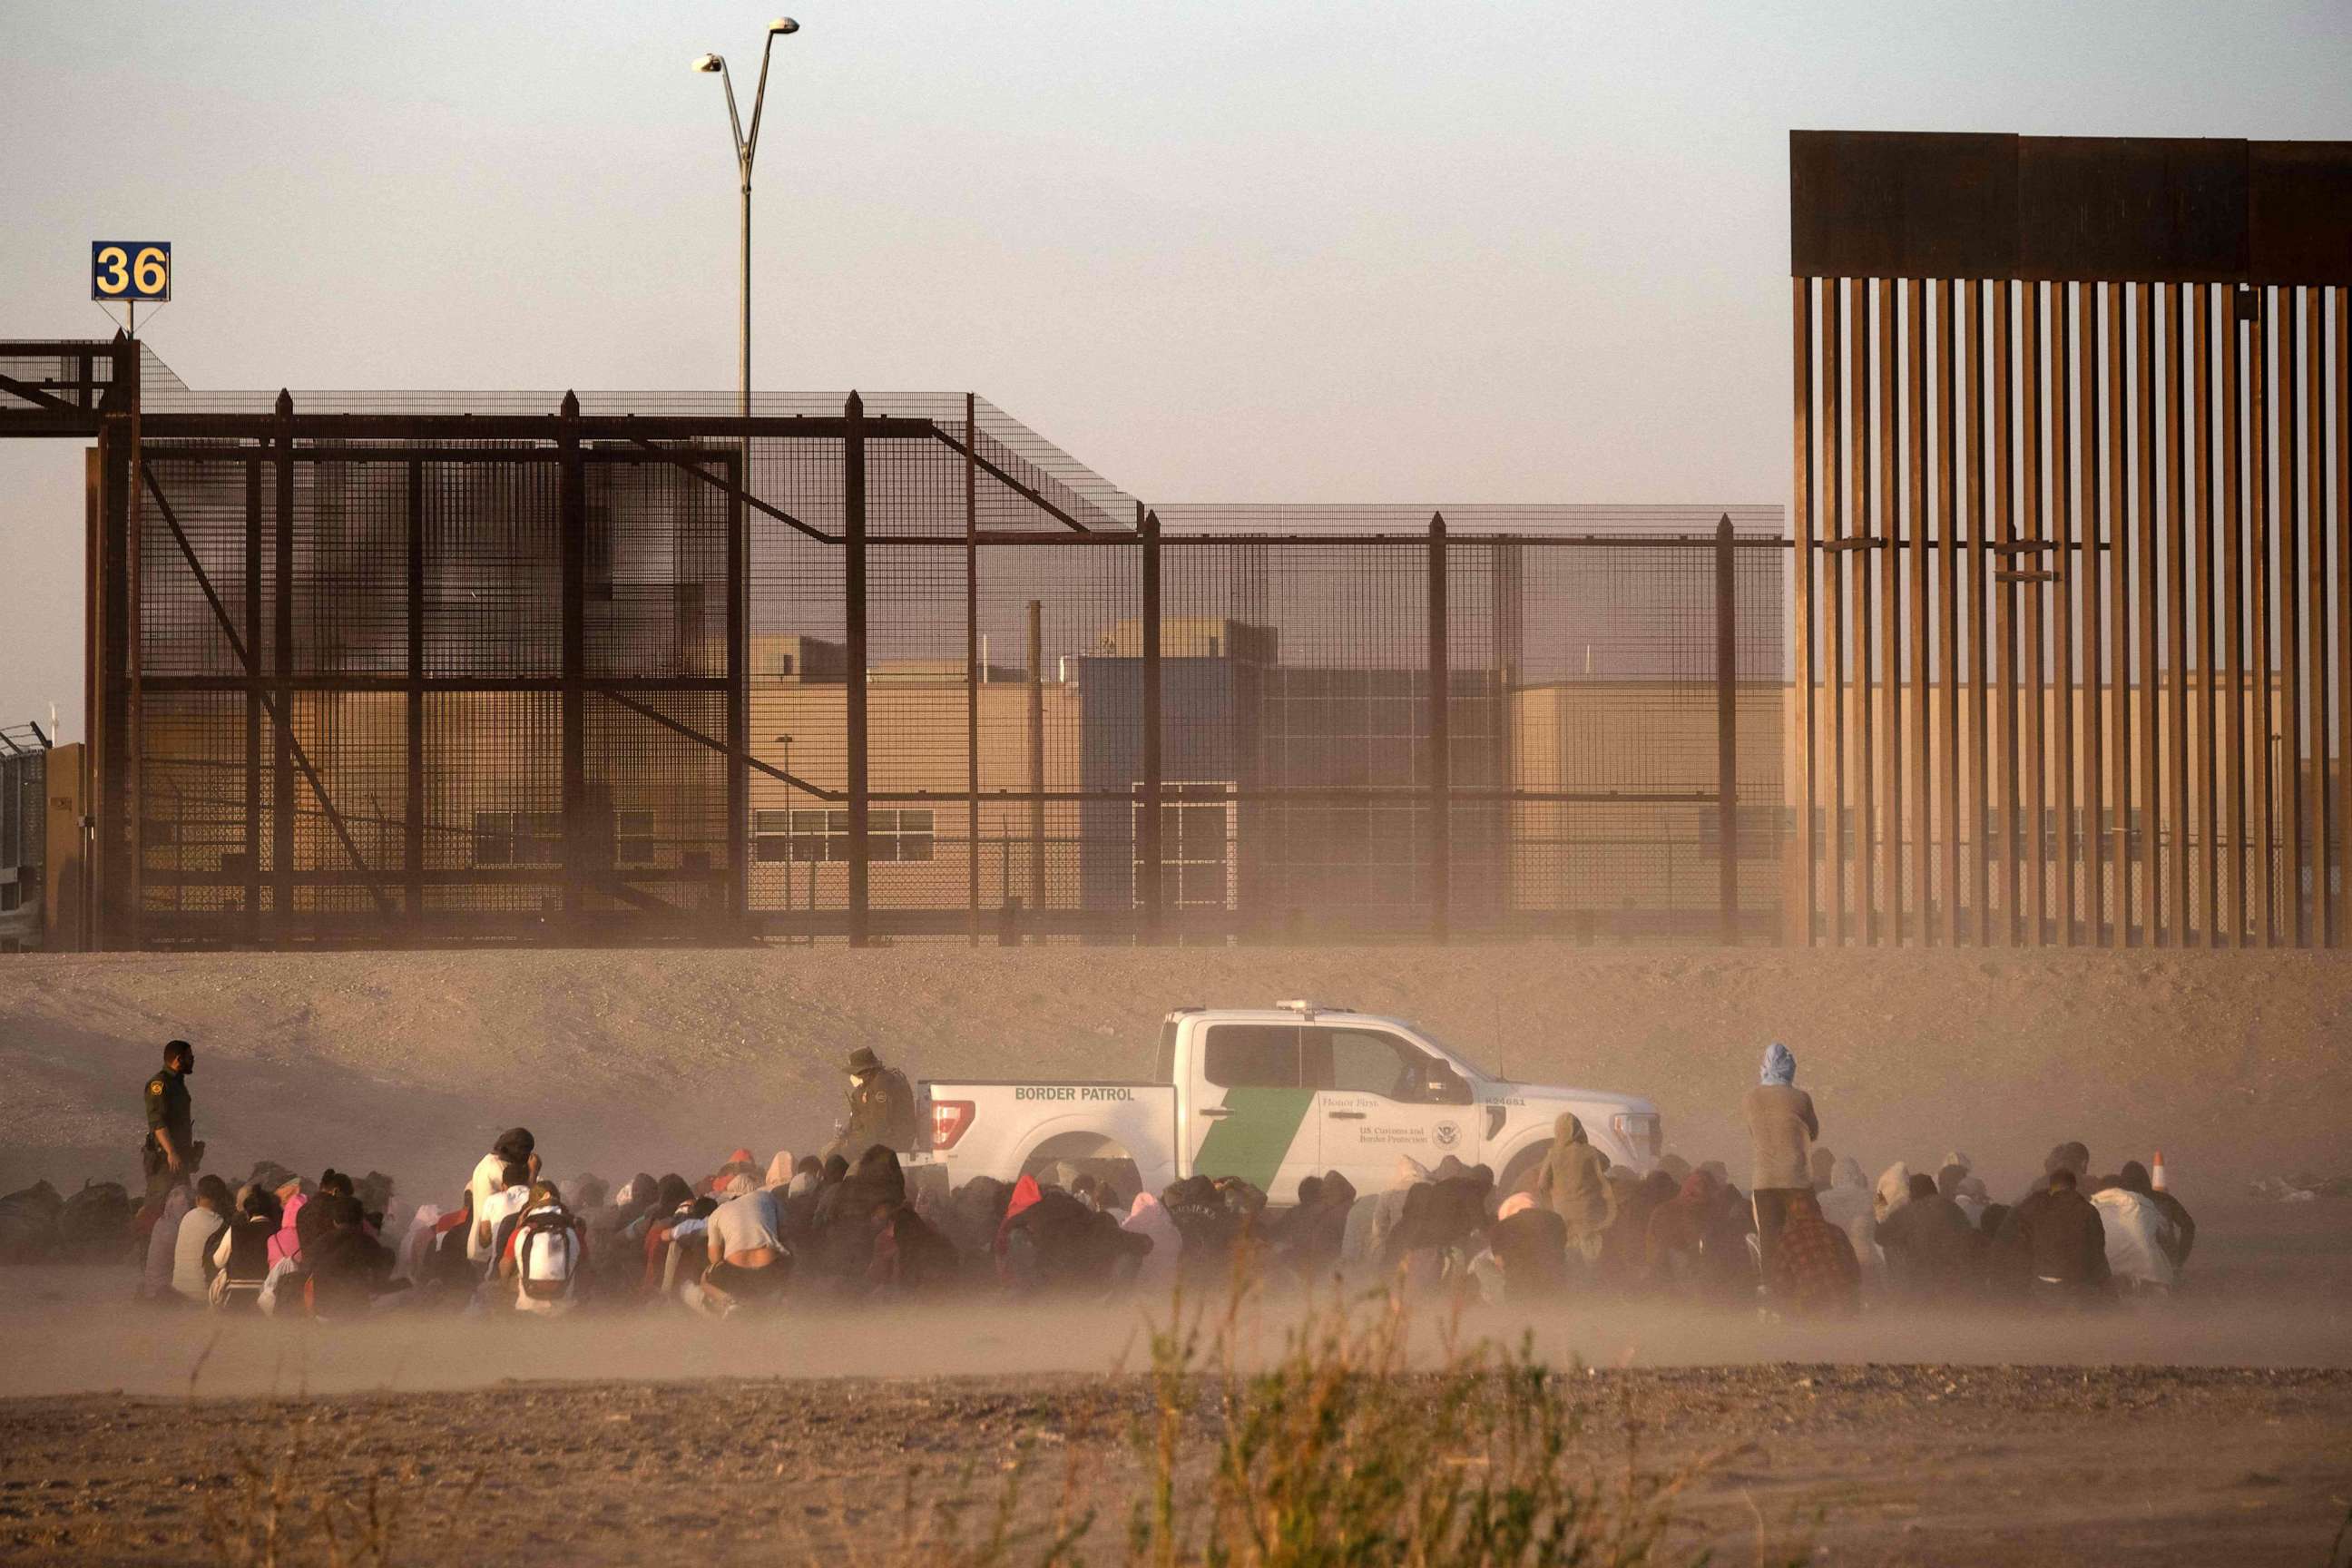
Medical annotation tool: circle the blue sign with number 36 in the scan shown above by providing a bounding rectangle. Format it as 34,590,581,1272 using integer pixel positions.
92,242,171,302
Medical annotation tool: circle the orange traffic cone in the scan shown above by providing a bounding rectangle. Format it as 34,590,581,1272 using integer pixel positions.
2151,1151,2168,1191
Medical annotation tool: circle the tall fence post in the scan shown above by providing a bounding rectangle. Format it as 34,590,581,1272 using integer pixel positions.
1427,511,1450,943
1716,514,1740,944
1138,505,1163,945
1025,599,1045,916
726,439,750,930
557,390,586,924
122,341,145,948
964,393,980,945
405,456,426,932
844,391,870,947
240,454,262,943
271,387,296,940
91,338,137,948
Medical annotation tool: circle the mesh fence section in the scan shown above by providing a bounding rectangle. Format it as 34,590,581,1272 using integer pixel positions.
104,390,1783,946
131,434,743,939
1506,539,1786,941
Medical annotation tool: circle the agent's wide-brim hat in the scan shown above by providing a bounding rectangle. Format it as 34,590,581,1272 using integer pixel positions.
844,1046,882,1074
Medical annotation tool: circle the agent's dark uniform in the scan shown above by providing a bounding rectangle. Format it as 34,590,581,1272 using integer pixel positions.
840,1066,918,1156
142,1063,194,1204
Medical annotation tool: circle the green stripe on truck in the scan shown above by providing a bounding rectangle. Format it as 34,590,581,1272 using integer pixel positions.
1191,1088,1315,1193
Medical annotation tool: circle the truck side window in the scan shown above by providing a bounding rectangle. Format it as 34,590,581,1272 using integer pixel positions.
1201,1024,1299,1088
1303,1027,1448,1102
1304,1028,1413,1098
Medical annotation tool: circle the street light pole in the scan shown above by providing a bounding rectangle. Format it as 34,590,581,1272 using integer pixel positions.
693,17,799,426
697,21,797,937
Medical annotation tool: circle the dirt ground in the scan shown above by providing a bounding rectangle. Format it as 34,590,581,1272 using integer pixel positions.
0,1329,2347,1566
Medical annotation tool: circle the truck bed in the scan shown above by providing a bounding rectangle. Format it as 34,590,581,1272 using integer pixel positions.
919,1077,1181,1195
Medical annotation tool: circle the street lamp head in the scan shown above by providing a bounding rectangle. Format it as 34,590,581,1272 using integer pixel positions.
691,53,724,73
768,16,799,34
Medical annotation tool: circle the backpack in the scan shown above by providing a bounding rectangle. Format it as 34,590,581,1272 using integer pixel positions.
514,1206,583,1303
207,1215,269,1310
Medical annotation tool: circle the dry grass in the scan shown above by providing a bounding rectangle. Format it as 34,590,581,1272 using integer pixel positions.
196,1449,400,1568
167,1280,1804,1567
880,1278,1808,1568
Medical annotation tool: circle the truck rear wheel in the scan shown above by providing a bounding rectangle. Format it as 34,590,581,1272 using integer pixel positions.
1020,1136,1144,1208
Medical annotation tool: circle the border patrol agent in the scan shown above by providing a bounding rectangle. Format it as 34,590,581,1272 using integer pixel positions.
142,1039,197,1205
830,1045,917,1159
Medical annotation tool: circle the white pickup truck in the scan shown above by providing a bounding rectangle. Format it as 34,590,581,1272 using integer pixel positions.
916,1002,1661,1205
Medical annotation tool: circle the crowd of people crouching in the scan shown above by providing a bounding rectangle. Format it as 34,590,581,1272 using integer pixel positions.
1571,1136,2199,1317
136,1119,2199,1323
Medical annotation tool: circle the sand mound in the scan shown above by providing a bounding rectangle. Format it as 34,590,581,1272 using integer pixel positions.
2,945,2345,1202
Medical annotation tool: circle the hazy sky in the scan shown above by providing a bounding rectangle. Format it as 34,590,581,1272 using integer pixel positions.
4,1,2347,740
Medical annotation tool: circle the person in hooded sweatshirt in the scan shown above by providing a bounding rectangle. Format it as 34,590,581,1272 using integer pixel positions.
1002,1185,1152,1293
779,1157,827,1250
1875,1171,1981,1302
812,1145,906,1287
876,1201,963,1295
1816,1156,1875,1258
1532,1113,1617,1274
1742,1041,1819,1293
945,1176,1014,1261
1271,1171,1357,1284
306,1195,400,1318
1643,1168,1725,1297
589,1173,659,1270
1867,1161,1913,1281
1384,1160,1494,1284
1992,1168,2111,1305
1599,1170,1680,1292
1487,1200,1570,1302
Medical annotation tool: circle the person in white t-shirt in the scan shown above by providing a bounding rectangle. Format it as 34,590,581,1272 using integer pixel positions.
466,1129,537,1265
472,1161,534,1274
170,1175,231,1301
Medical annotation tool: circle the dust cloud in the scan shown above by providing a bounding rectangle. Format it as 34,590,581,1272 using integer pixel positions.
4,1200,2346,1403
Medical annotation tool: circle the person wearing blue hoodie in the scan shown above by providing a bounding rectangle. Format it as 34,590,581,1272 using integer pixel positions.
1743,1041,1819,1295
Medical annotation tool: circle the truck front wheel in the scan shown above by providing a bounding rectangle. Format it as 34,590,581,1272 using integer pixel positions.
1497,1144,1546,1203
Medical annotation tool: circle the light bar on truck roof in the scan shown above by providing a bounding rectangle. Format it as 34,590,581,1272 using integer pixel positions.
1275,999,1348,1018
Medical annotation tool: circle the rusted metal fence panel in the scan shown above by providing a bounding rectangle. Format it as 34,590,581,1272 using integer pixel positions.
1790,131,2352,947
